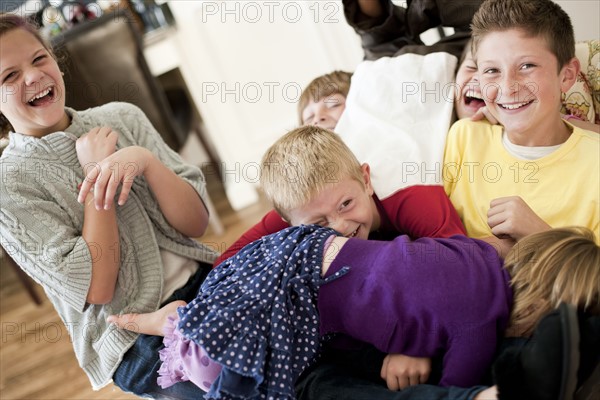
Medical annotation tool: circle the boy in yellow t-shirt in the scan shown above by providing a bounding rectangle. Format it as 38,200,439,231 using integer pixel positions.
443,0,599,253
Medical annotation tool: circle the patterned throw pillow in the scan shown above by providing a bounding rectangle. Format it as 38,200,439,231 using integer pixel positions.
561,40,599,124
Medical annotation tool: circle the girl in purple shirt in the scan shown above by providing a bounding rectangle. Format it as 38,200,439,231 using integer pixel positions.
107,126,599,399
108,225,598,399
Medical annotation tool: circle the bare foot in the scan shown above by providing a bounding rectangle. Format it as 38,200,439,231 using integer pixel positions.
107,300,187,336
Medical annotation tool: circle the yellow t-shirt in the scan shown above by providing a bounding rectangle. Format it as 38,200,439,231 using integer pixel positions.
443,119,600,239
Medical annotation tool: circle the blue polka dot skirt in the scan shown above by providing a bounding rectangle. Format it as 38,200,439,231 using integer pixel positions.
176,225,339,399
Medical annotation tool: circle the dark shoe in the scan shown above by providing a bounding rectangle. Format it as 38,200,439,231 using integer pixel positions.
575,363,599,400
493,302,580,400
575,313,600,400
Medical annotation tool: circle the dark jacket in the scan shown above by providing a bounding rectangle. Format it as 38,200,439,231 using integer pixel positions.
343,0,484,60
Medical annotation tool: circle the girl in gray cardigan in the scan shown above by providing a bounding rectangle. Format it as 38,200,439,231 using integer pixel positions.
0,14,216,398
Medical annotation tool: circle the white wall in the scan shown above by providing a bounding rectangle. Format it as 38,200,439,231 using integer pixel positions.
555,1,600,41
165,0,363,209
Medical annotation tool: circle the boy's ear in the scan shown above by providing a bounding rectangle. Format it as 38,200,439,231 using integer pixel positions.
361,163,374,195
559,57,580,94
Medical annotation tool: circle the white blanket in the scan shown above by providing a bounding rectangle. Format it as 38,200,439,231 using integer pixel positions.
335,52,457,200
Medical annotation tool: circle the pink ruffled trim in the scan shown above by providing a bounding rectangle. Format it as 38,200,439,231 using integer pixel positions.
157,315,189,389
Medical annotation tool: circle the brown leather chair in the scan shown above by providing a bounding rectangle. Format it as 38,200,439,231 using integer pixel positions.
52,9,185,150
52,10,224,234
1,245,43,306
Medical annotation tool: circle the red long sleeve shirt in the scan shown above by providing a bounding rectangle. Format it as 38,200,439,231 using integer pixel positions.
213,185,466,267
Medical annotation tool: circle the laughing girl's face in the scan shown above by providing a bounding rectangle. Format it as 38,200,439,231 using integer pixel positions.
454,50,485,120
0,28,69,137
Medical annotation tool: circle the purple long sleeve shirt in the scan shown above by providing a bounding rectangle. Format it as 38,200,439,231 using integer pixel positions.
318,234,513,387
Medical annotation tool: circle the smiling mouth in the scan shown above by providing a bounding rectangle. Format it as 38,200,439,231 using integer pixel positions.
27,86,55,106
346,227,359,238
464,90,485,108
498,99,534,110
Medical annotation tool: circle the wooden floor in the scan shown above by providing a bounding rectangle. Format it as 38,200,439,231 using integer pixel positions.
0,171,272,400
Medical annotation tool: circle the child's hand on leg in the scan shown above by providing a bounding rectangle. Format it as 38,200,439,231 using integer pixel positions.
380,353,431,390
474,386,498,399
107,300,186,336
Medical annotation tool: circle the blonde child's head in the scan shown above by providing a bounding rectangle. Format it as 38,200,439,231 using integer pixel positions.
260,125,372,233
470,0,575,70
505,227,600,337
298,71,352,129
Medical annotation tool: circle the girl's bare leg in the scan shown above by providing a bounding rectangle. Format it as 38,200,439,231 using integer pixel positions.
107,300,187,336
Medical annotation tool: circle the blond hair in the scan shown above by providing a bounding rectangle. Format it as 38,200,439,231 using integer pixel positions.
505,227,600,336
470,0,575,70
260,125,364,220
297,71,353,124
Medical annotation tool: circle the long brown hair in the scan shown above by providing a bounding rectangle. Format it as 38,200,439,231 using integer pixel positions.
0,13,57,138
505,227,600,336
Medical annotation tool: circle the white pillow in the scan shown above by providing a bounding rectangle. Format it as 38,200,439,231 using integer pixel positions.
335,52,457,200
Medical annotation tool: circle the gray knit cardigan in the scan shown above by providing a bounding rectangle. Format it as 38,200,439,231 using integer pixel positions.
0,102,218,389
